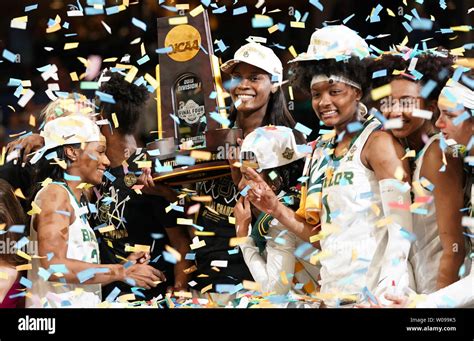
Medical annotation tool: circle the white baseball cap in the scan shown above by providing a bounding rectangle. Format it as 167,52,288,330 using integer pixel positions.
290,25,370,63
221,42,283,83
240,126,305,170
41,115,103,151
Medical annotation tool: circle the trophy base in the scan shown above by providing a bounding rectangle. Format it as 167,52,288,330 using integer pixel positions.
152,161,231,186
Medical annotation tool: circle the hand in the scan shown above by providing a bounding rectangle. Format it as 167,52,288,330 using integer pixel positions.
123,263,166,290
139,168,178,201
241,167,280,216
126,251,151,264
6,134,44,164
233,196,251,237
383,293,409,308
228,138,243,186
137,167,155,190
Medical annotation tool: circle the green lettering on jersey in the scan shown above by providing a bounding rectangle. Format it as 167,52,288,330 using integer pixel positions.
81,229,90,242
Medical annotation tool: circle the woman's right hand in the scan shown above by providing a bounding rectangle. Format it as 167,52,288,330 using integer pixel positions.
233,196,251,237
6,133,44,164
241,167,280,216
122,263,166,290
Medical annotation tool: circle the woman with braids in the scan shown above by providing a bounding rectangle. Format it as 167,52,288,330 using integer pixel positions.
190,42,305,295
26,115,163,308
368,51,467,294
242,25,413,307
233,126,319,296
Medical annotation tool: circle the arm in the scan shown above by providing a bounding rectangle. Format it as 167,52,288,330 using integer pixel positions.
422,145,465,289
364,131,413,297
35,186,162,288
164,226,193,291
241,167,320,247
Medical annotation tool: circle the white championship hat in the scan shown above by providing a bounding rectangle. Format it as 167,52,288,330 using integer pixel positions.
290,25,370,63
221,42,283,83
439,79,474,110
41,115,102,151
240,126,305,170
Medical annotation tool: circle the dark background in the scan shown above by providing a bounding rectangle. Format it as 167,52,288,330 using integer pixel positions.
0,0,472,146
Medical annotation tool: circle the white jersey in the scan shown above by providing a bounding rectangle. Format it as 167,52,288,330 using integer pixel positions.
27,183,102,308
318,120,389,299
239,218,320,295
409,134,442,294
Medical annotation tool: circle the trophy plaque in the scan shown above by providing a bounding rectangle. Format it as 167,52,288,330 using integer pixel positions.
153,11,238,185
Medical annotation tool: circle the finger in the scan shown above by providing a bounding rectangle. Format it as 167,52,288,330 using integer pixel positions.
23,144,33,163
152,268,166,281
241,167,263,183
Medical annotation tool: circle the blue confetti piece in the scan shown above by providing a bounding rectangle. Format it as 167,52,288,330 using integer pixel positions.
2,49,17,63
215,39,228,53
240,185,251,197
151,255,162,263
38,268,51,281
63,23,71,30
19,276,32,289
170,113,180,124
233,6,247,15
362,286,377,303
201,0,211,6
294,283,304,290
185,253,196,261
372,69,387,79
439,0,447,9
87,0,105,5
151,233,165,239
15,236,29,250
103,170,116,182
215,284,236,293
297,176,309,183
458,264,466,277
399,227,417,242
410,8,421,20
452,66,468,82
461,75,474,90
50,264,69,274
228,248,239,255
137,55,150,65
105,287,121,302
162,250,177,264
309,0,324,11
8,225,25,234
132,17,147,31
343,13,355,25
77,268,97,283
294,242,313,258
294,122,312,136
105,6,120,15
154,159,173,173
155,46,173,54
212,6,226,14
452,111,470,126
210,112,230,126
64,172,81,181
7,78,22,86
411,18,433,30
47,252,54,261
45,151,58,160
176,155,196,166
229,283,244,295
95,91,116,104
402,21,413,33
199,44,209,55
85,7,104,15
359,191,373,199
410,69,423,80
440,28,453,34
252,15,273,28
25,4,38,12
124,277,136,286
296,144,312,154
9,292,26,300
191,223,204,231
277,23,286,32
347,121,363,133
420,79,437,98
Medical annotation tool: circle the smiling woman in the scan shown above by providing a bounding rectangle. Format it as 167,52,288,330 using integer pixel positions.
26,114,165,308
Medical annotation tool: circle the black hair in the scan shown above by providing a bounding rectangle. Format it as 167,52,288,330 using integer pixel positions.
289,57,370,95
265,158,305,208
0,179,27,266
98,71,149,135
229,86,306,145
367,52,455,102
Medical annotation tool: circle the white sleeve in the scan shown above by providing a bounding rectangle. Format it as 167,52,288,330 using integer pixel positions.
416,273,474,308
239,221,296,295
375,179,414,302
